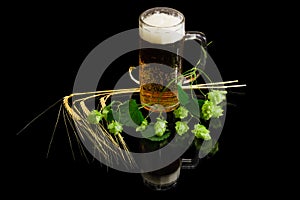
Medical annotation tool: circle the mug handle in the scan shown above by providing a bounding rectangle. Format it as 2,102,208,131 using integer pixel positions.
129,66,140,85
182,31,207,84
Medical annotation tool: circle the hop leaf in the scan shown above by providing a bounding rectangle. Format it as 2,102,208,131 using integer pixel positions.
173,106,189,119
177,83,190,105
107,120,123,135
207,90,227,105
87,110,103,124
154,118,168,137
116,99,145,128
191,124,211,140
175,121,189,136
102,106,112,121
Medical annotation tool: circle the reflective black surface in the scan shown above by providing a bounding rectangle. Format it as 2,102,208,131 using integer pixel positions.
8,0,250,198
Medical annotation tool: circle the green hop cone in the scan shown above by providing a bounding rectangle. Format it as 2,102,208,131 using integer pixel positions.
107,120,123,135
191,124,211,140
102,106,111,121
201,100,224,120
154,118,168,137
207,90,227,105
173,106,189,119
136,119,148,132
201,100,214,120
175,121,189,136
87,110,103,124
212,105,224,118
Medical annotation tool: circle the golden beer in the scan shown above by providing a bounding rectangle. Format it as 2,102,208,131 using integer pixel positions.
139,39,183,112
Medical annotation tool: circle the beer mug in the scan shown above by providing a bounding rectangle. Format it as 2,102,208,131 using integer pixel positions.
131,7,206,112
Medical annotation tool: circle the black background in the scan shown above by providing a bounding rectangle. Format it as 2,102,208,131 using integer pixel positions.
6,0,254,198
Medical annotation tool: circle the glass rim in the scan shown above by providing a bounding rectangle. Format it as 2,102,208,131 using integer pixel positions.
139,7,185,28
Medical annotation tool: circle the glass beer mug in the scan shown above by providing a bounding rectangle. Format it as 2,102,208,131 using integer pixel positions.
132,7,207,112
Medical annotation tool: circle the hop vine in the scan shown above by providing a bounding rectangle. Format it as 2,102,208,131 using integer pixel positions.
87,88,227,142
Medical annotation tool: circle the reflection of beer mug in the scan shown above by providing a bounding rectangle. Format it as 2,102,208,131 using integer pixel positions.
135,7,206,112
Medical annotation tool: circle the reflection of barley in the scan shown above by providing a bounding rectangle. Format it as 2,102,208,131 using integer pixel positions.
17,81,245,169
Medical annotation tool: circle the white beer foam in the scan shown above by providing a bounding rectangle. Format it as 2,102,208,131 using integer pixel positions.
140,13,185,44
